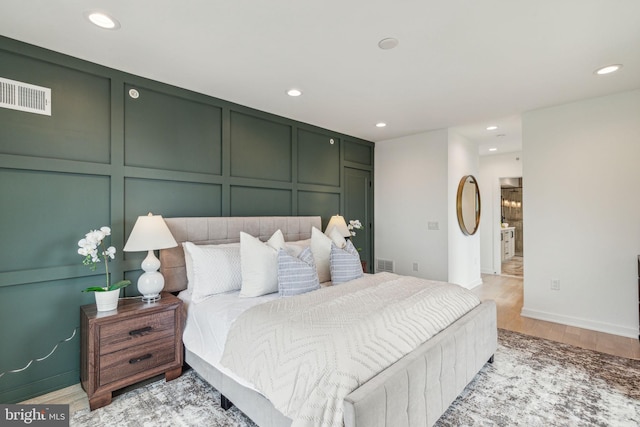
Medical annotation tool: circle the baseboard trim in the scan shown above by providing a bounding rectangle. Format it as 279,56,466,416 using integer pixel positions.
521,307,638,339
460,277,483,290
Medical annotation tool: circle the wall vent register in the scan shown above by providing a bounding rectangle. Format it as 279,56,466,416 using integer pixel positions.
376,259,395,273
0,77,51,116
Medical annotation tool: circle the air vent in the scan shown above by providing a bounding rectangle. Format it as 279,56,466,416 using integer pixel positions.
376,259,395,273
0,77,51,116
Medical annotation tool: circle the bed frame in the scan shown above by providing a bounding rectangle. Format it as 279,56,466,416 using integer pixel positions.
160,216,497,427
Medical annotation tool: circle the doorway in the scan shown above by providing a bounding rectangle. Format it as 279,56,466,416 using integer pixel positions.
500,177,523,277
344,167,372,271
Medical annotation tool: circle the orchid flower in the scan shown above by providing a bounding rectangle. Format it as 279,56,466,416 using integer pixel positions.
347,219,364,237
77,226,130,292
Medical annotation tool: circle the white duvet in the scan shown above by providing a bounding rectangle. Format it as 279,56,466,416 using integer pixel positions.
219,272,481,427
179,289,280,390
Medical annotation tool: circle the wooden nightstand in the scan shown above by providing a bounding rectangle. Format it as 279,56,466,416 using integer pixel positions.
80,292,183,410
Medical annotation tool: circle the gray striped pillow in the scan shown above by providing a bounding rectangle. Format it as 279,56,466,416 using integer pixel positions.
277,247,320,297
330,240,363,284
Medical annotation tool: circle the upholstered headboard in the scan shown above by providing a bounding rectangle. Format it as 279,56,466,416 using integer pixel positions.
159,216,322,292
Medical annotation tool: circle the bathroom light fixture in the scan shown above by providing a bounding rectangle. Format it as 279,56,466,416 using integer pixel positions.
489,148,497,152
595,64,622,75
287,88,302,97
376,122,387,128
486,125,498,131
84,11,121,30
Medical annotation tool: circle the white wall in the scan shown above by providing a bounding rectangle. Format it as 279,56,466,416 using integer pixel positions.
478,152,523,274
447,130,482,288
374,130,449,281
522,89,640,338
375,129,481,288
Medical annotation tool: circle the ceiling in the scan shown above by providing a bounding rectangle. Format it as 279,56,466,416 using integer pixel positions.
1,1,639,155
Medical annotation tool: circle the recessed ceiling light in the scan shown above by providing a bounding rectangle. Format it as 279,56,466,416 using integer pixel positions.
376,122,387,128
84,11,120,30
595,64,622,75
486,125,498,131
378,38,399,50
489,148,497,152
287,88,302,97
595,64,622,76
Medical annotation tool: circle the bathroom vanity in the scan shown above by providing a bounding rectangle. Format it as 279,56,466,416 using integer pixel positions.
501,227,516,261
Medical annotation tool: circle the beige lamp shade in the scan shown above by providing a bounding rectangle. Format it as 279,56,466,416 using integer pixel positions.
123,213,177,302
325,215,351,238
123,213,177,252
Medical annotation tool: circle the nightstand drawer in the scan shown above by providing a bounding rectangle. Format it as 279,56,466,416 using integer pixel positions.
99,310,175,355
99,336,177,387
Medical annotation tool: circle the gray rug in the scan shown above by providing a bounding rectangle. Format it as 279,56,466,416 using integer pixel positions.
71,330,640,426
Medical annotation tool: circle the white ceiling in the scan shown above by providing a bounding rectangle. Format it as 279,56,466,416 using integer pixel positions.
1,1,639,155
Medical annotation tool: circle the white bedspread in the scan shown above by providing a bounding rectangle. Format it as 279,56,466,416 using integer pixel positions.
179,289,280,390
220,272,481,427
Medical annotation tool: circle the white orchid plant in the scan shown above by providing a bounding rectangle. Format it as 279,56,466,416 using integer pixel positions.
78,226,130,292
348,219,363,236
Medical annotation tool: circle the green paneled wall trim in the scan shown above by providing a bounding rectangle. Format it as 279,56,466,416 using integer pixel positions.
0,36,374,402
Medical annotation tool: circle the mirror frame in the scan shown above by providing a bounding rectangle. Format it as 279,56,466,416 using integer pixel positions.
456,175,481,236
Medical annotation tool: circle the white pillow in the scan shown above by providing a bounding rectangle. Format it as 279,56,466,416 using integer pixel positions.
310,226,347,283
240,230,286,297
329,227,347,249
285,238,311,257
277,247,320,297
183,242,242,303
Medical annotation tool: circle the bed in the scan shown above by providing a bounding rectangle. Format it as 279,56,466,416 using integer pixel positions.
159,216,497,427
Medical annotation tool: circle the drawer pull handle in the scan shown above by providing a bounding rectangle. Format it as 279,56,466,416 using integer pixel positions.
129,326,153,336
129,354,152,364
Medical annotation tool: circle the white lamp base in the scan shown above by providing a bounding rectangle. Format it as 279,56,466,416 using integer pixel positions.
137,250,164,303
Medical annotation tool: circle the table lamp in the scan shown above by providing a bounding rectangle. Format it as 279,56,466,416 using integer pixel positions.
324,215,351,238
123,213,177,302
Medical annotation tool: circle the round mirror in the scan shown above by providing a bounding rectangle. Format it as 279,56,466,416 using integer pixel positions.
456,175,481,235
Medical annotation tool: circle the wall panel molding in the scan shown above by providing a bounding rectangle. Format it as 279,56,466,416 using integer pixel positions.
0,35,374,403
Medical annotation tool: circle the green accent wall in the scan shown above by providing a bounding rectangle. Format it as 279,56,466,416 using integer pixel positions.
0,36,374,403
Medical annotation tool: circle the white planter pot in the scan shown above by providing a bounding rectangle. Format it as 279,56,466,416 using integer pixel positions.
94,289,120,312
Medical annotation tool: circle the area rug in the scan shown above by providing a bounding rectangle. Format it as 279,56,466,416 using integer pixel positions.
71,330,639,426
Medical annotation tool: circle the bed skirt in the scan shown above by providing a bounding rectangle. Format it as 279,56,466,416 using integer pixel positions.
185,299,497,427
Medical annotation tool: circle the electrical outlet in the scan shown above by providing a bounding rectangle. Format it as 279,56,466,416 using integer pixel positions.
550,279,560,291
412,262,419,272
427,221,439,230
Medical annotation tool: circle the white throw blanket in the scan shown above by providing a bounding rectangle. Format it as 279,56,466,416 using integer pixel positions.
220,272,480,427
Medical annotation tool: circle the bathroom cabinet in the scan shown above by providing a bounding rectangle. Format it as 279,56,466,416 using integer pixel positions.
501,227,516,261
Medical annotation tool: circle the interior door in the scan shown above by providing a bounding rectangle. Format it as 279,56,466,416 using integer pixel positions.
344,167,372,271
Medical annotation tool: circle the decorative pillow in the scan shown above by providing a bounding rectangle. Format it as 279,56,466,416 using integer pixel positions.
240,230,286,297
328,227,347,249
183,242,242,303
330,240,363,284
310,226,347,283
284,238,311,257
277,247,320,297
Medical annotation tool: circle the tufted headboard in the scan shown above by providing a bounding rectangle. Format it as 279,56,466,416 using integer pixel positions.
159,216,322,292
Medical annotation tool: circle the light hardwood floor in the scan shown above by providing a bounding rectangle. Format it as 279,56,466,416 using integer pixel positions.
473,274,640,359
22,274,640,412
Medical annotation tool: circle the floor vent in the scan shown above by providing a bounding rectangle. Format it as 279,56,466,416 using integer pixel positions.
0,77,51,116
376,259,395,273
